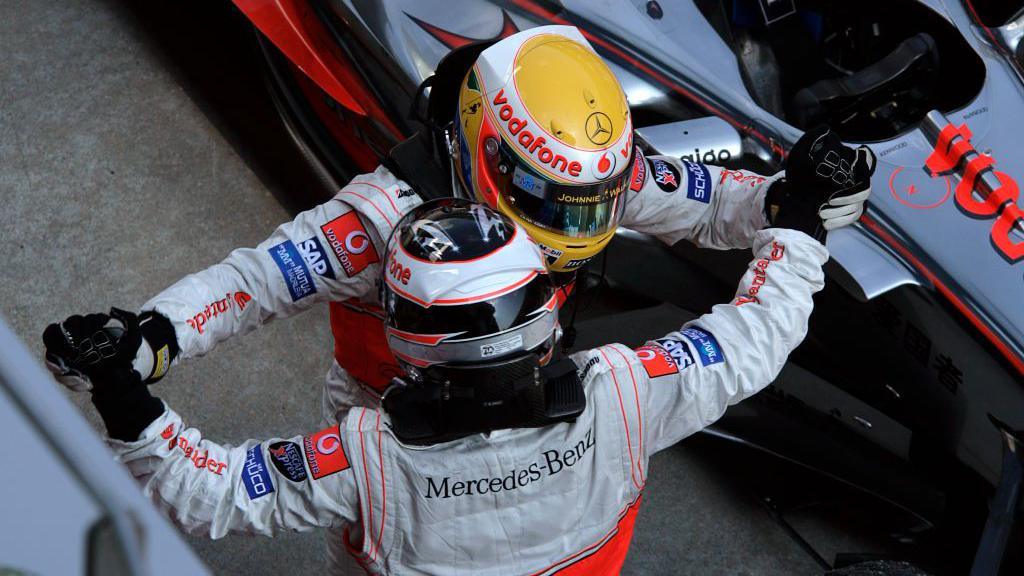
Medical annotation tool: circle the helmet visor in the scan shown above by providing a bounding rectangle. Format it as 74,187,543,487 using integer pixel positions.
489,142,633,239
385,274,558,366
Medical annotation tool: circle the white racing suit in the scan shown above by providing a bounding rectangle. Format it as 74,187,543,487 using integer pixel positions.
113,227,827,575
140,156,781,421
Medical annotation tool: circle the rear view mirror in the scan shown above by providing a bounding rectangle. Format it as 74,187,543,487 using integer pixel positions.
634,116,742,165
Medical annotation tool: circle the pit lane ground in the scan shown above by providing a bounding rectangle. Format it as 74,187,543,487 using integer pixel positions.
0,1,888,573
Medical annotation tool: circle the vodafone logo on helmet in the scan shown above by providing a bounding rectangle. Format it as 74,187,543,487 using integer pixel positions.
320,212,380,278
592,151,616,180
491,89,584,179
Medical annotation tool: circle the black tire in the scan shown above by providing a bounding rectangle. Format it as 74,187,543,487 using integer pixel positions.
826,560,931,576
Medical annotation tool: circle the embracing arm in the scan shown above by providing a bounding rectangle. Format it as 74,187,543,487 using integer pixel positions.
619,152,777,249
109,404,360,538
143,195,383,362
621,128,874,250
625,227,828,454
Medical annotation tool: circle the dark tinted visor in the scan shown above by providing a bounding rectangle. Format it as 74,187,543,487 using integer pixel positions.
386,274,555,340
489,142,632,239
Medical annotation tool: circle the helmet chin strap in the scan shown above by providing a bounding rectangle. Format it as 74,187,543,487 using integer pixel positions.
383,352,585,445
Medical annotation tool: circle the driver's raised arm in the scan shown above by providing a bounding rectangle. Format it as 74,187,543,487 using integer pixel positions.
622,127,874,251
621,152,777,249
141,169,419,364
575,226,827,462
110,407,360,538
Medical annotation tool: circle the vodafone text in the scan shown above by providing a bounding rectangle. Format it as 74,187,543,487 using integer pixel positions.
492,89,583,178
424,427,596,499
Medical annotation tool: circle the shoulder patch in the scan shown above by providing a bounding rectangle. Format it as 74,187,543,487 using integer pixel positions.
680,327,725,366
650,158,680,192
682,161,712,203
634,344,679,378
303,427,350,480
320,212,380,278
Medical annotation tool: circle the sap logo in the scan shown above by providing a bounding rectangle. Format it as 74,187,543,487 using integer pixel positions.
653,338,695,369
297,237,336,280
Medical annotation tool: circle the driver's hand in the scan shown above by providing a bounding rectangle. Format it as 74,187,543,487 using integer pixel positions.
768,126,876,240
43,308,143,392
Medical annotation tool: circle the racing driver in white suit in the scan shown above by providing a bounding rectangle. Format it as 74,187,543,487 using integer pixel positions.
48,195,842,575
44,27,873,425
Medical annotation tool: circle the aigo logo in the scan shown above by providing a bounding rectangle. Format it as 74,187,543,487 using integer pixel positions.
320,212,380,277
925,123,1024,263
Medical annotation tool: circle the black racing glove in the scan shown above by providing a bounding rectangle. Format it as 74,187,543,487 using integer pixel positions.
44,309,178,391
43,308,164,441
766,126,876,242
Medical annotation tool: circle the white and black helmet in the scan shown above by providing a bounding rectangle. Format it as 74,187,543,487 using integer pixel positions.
381,198,584,443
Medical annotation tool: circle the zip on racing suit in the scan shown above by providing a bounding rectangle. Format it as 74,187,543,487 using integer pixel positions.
137,156,780,421
108,226,827,575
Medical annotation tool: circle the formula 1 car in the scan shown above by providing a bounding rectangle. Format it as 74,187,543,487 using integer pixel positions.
231,0,1024,572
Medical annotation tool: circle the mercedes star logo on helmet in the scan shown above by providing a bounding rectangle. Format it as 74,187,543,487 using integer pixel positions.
586,112,612,145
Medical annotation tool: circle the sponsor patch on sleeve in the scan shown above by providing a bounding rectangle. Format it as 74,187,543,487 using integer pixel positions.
635,344,679,378
629,146,648,192
652,338,696,370
683,161,712,204
303,427,350,480
297,236,336,280
680,327,725,366
241,445,275,501
268,240,317,302
268,441,309,483
650,158,681,192
320,212,380,278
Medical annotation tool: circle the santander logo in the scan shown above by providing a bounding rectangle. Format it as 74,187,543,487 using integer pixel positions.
492,89,583,178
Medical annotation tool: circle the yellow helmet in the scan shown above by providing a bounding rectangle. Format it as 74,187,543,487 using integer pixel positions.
451,26,638,273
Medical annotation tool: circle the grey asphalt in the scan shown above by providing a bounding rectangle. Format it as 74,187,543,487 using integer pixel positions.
0,1,875,574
